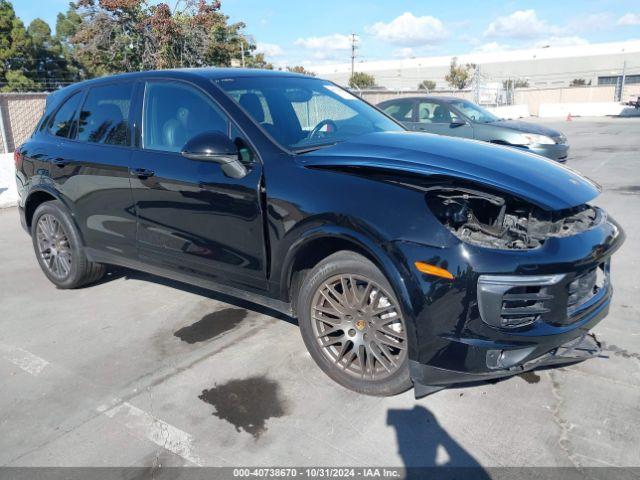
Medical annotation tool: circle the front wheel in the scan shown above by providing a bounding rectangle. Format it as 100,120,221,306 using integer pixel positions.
297,251,412,396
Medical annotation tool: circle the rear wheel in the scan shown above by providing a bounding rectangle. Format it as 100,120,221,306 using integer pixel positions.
298,251,411,396
31,201,105,289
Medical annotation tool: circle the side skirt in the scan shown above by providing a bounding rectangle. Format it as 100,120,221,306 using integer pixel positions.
85,247,294,317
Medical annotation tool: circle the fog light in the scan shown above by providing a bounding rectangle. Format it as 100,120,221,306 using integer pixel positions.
486,346,536,369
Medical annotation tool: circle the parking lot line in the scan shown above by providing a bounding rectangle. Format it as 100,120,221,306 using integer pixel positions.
0,343,49,376
100,400,203,466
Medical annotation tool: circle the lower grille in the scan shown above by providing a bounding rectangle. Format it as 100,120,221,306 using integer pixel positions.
478,263,609,330
477,274,564,329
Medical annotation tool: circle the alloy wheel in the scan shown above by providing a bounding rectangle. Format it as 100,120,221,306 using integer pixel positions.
36,214,72,279
311,274,407,381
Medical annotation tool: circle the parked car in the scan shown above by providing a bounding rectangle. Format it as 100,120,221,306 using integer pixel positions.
378,96,569,161
16,70,623,398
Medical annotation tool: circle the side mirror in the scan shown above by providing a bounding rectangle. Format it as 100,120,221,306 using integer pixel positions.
181,131,249,179
450,119,467,128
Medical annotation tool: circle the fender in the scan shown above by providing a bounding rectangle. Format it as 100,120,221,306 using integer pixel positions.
277,223,422,360
23,185,86,244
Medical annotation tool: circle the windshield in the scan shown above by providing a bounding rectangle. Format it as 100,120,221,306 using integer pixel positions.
448,99,499,123
215,76,403,152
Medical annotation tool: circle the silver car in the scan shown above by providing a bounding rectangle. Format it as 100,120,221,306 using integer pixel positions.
378,96,569,162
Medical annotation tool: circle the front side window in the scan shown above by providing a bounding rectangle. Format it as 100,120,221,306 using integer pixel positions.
143,81,229,153
418,101,459,124
48,92,82,138
216,76,403,152
76,83,133,146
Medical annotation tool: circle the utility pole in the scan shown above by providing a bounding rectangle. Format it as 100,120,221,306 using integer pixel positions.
350,33,357,80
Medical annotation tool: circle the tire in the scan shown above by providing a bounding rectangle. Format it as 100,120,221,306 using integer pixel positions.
297,251,412,396
31,200,105,289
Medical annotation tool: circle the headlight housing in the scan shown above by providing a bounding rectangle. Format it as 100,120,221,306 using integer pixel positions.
425,186,600,250
513,133,555,146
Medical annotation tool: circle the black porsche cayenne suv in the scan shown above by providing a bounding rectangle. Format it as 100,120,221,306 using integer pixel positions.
15,69,624,397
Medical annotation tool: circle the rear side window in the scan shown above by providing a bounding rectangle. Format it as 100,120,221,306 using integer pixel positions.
143,81,229,153
48,92,82,138
76,83,133,146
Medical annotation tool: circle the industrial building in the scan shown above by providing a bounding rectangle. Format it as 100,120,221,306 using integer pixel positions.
311,39,640,92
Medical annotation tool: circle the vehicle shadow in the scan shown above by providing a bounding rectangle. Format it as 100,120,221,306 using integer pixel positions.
387,406,490,479
97,266,297,326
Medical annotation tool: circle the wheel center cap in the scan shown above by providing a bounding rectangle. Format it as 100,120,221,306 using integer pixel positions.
355,319,366,331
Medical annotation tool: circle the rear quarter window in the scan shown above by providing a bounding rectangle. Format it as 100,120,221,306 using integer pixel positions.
47,92,82,138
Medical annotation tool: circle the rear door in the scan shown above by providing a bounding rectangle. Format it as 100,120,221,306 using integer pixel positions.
129,79,266,290
415,100,474,138
51,82,138,259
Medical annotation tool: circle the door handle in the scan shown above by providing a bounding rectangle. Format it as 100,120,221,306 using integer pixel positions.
130,167,155,178
52,158,67,167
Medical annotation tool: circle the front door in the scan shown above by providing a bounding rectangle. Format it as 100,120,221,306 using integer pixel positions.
129,80,266,290
415,100,474,139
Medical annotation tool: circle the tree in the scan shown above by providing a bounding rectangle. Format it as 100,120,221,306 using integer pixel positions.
0,0,273,91
418,79,436,91
245,52,273,69
570,78,589,87
2,68,35,91
445,57,475,90
349,72,376,89
287,65,315,76
65,0,269,75
28,18,75,89
0,0,34,91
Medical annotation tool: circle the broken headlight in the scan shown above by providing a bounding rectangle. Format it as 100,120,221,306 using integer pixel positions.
426,186,600,250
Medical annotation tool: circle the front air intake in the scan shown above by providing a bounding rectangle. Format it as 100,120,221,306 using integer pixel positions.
477,274,565,329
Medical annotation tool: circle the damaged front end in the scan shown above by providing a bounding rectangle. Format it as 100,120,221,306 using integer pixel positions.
425,185,603,250
391,179,624,399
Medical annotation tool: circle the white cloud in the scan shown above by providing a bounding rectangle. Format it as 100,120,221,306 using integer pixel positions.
532,36,588,48
484,10,557,39
618,13,640,26
255,42,284,57
294,34,352,51
393,47,414,58
367,12,448,46
473,42,510,53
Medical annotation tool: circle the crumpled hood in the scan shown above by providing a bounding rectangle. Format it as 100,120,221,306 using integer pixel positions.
490,119,562,137
301,131,598,211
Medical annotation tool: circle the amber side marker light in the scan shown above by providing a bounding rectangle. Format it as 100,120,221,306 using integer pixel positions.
414,261,454,280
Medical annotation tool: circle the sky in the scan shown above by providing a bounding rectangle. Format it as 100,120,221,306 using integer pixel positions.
11,0,640,68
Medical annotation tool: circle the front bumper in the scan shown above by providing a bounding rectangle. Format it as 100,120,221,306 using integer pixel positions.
392,213,624,398
512,143,569,162
410,325,605,398
529,143,569,162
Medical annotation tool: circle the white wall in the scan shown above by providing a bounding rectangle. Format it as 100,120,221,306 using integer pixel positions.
538,102,626,117
0,153,18,208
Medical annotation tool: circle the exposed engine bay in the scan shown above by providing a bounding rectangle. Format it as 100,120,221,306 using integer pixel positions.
425,186,602,249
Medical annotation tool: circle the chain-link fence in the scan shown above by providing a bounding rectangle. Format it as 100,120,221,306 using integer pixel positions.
0,93,47,153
